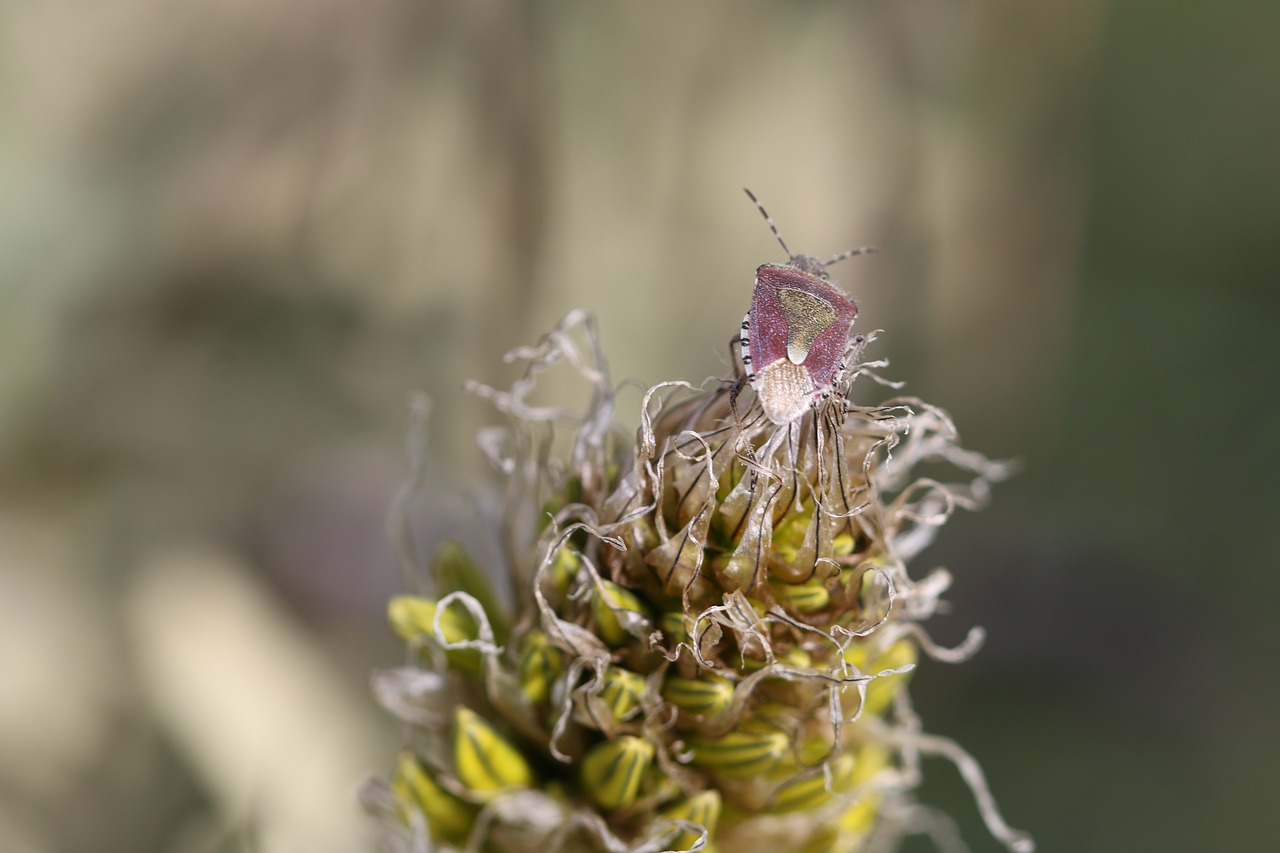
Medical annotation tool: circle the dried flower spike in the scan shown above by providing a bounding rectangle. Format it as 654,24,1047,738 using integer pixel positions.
365,197,1034,853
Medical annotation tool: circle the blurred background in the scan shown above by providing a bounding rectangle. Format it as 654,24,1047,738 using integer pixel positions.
2,1,1277,851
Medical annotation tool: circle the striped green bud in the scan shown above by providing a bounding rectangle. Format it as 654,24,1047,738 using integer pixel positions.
738,645,812,674
599,667,646,723
661,611,691,644
767,751,857,814
545,547,582,599
388,595,484,675
452,706,534,795
843,639,917,717
686,720,790,779
659,790,721,851
433,542,508,643
591,580,651,647
581,736,655,809
391,751,475,843
769,576,831,613
517,630,563,706
661,670,735,717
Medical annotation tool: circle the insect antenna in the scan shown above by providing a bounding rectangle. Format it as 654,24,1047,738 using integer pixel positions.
823,245,879,267
743,188,792,259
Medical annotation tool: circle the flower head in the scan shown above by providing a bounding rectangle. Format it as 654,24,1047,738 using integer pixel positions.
364,300,1032,853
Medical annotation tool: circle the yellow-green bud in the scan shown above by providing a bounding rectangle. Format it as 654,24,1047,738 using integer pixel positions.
581,736,655,809
599,667,646,723
738,645,812,674
686,720,790,779
452,707,534,795
591,580,651,647
769,576,831,613
388,595,484,675
661,611,691,644
836,742,889,835
433,542,509,643
767,751,857,814
843,639,917,717
659,790,721,851
545,547,582,599
661,670,736,717
391,751,475,843
387,595,441,641
517,630,563,706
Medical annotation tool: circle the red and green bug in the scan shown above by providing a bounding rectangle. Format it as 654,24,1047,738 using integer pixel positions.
739,189,877,425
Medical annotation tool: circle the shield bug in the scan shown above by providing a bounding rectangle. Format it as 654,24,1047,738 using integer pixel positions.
739,189,876,425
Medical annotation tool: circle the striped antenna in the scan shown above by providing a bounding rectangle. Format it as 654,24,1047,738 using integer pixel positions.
745,188,878,267
823,245,879,267
743,188,792,259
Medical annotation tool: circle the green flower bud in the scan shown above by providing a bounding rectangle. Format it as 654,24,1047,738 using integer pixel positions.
837,742,890,835
769,576,831,614
599,667,646,723
517,630,563,706
581,736,655,809
843,639,917,717
659,790,721,851
767,751,857,814
391,751,475,843
591,580,651,647
387,595,440,641
738,645,812,674
452,707,534,795
387,595,484,675
661,670,736,717
661,610,691,645
545,547,582,599
433,542,509,643
686,720,790,779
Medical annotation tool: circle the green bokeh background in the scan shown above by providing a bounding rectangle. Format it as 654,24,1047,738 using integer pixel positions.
2,2,1276,851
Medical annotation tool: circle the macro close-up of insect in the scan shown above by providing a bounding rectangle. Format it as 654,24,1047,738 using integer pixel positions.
738,189,877,425
4,4,1267,852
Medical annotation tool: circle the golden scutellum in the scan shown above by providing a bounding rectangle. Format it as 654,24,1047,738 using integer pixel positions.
366,309,1034,853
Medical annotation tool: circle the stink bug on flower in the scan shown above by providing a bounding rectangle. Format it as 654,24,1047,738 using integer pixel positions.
739,189,877,424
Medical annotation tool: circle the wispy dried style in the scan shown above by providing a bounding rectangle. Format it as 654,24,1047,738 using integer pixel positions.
363,305,1033,853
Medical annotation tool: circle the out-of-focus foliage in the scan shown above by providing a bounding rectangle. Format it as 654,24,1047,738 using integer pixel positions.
1,1,1276,851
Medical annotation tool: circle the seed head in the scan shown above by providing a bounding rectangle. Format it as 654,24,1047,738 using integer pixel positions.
364,294,1034,853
